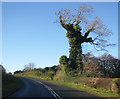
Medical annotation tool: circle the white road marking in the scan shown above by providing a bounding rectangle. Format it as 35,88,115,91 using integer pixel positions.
49,87,61,98
38,80,62,99
47,87,58,99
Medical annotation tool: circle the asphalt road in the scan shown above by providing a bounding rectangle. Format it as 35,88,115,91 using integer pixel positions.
9,77,105,99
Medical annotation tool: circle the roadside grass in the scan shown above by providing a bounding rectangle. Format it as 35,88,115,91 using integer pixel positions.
20,72,120,98
51,80,119,98
21,71,53,80
2,73,23,97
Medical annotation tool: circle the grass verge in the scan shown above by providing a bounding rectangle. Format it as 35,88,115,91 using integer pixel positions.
2,73,23,98
51,80,119,98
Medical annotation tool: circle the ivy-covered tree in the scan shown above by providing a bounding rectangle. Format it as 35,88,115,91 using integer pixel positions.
56,4,113,75
59,55,69,73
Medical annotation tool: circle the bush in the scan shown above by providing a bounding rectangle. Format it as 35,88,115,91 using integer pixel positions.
71,77,120,94
115,79,120,94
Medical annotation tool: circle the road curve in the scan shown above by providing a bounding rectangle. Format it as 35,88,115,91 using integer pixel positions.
9,77,104,99
9,77,54,98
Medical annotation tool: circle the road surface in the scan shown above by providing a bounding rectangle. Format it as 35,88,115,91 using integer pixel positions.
9,77,104,99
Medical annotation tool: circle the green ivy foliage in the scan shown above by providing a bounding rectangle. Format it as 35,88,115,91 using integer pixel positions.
59,55,68,65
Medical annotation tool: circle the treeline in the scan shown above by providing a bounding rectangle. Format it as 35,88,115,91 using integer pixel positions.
14,64,61,78
14,53,120,78
14,62,35,74
83,52,120,78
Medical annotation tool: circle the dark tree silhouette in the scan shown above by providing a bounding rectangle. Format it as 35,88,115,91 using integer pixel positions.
56,4,113,75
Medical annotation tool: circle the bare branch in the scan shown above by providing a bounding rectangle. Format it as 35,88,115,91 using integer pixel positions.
55,4,93,25
84,16,112,37
56,4,114,52
84,27,94,37
93,34,102,41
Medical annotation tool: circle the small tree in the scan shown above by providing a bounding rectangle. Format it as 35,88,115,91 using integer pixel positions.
59,55,68,73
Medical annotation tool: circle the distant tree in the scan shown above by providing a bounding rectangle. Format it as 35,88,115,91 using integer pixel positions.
56,4,114,74
23,65,30,71
14,70,23,74
33,67,43,76
28,62,35,71
83,53,103,77
99,53,120,77
8,72,12,75
49,65,58,72
44,67,49,71
23,62,35,72
35,67,43,71
0,65,6,73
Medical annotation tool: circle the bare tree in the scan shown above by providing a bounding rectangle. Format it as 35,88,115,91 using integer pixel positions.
23,62,35,71
99,53,120,77
28,62,35,71
83,53,103,77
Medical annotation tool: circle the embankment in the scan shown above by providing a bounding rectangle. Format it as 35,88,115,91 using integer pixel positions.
2,73,23,98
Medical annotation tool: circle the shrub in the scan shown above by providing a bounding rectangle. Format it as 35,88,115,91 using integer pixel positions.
115,79,120,94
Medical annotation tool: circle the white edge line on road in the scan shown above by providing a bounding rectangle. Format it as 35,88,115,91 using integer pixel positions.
49,87,61,98
47,87,58,99
38,81,62,99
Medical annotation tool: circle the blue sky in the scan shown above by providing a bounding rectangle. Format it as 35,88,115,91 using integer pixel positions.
2,2,118,73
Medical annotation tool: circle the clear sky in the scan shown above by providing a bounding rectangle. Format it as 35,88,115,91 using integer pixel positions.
2,2,118,73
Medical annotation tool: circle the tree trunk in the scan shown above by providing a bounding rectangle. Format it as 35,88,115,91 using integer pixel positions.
76,43,83,74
